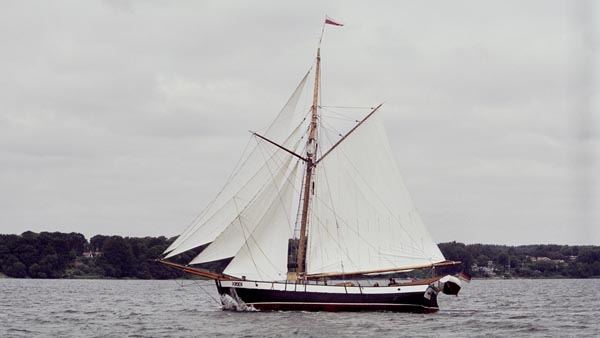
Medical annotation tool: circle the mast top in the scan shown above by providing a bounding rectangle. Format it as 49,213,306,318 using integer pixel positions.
294,17,344,281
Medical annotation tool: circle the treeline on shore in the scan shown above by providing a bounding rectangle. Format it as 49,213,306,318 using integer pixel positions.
1,231,599,279
0,231,196,279
439,241,600,278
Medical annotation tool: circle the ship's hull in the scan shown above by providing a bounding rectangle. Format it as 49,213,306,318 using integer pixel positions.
216,279,441,313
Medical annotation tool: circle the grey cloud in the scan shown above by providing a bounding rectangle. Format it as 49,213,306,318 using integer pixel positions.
0,0,597,244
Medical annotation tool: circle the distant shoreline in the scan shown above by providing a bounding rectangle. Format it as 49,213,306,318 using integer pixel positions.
2,231,599,280
2,275,599,281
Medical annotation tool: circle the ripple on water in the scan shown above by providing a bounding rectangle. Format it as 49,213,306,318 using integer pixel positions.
1,279,599,337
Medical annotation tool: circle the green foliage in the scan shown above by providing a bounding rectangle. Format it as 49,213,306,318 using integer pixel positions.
438,242,600,278
0,232,86,278
0,231,188,279
1,231,599,279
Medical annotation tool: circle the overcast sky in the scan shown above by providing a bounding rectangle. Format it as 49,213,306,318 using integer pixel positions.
1,0,598,245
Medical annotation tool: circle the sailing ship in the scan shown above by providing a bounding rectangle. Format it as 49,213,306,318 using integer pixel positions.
159,18,464,313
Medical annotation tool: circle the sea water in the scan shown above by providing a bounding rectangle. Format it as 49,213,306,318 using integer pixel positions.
1,278,598,337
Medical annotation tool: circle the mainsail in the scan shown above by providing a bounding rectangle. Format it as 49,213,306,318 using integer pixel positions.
307,113,445,275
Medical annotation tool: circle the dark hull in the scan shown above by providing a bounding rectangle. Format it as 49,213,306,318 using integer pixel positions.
216,283,439,313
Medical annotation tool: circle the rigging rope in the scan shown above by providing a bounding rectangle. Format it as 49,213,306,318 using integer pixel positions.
231,195,263,278
193,280,221,306
241,140,299,276
319,113,431,259
320,105,375,109
174,279,221,306
318,119,347,276
222,121,310,279
166,136,256,253
305,127,431,272
334,143,427,255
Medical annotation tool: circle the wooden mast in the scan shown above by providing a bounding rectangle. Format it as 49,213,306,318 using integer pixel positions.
296,47,321,281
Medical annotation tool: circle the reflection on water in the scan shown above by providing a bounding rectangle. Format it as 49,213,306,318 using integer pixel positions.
1,278,599,337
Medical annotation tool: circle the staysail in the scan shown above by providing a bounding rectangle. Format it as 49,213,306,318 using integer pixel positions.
222,162,300,281
188,148,299,265
163,72,309,258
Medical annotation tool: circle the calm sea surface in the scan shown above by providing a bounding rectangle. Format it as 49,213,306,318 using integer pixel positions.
1,278,598,337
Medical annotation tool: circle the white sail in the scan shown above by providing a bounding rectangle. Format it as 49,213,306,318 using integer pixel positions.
222,162,300,281
163,72,309,258
165,124,305,259
162,60,445,281
306,113,445,275
188,153,297,265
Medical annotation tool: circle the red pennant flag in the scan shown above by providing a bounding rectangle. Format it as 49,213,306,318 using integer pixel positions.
325,16,343,27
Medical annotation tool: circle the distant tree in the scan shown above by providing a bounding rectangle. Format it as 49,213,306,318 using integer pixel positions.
90,235,108,252
437,242,473,274
28,263,47,278
7,261,27,278
497,253,509,267
509,255,521,268
98,236,134,277
476,255,490,266
14,244,39,267
0,244,9,255
577,248,600,265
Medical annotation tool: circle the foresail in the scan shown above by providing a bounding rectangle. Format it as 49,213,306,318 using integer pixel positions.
163,71,309,258
306,113,445,275
222,162,300,281
164,122,305,259
188,153,297,265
